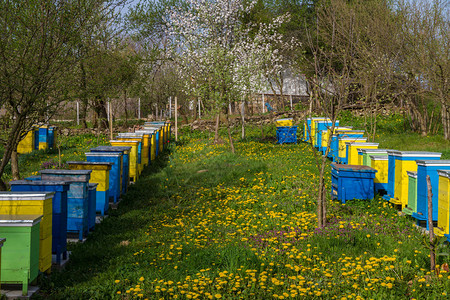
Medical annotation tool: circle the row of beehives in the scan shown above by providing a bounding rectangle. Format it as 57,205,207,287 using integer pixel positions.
17,124,58,153
0,121,171,296
303,117,450,240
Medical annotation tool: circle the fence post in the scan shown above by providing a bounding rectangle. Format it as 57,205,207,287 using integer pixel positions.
175,96,178,142
138,98,141,120
76,101,80,125
290,95,293,111
262,94,265,113
169,96,172,119
198,99,201,119
109,98,113,140
107,101,110,122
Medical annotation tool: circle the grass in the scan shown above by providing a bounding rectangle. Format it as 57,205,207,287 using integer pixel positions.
26,122,450,300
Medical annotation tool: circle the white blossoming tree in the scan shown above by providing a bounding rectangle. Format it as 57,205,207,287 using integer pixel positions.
165,0,294,148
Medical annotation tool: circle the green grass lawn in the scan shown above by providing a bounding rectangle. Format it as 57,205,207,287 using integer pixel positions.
34,125,450,299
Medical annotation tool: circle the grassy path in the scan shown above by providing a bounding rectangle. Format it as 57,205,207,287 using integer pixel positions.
39,129,449,299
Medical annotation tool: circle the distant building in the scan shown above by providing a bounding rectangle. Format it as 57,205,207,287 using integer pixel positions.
258,68,309,96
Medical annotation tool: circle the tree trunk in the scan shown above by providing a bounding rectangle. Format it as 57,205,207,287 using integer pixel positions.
214,113,220,144
123,90,128,126
79,61,88,128
241,101,245,139
0,115,25,190
11,150,20,180
226,112,235,154
93,97,109,130
441,102,450,140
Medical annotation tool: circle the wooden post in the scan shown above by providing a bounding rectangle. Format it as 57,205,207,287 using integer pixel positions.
241,101,245,139
109,99,113,140
175,96,178,142
76,101,80,125
169,96,172,119
427,175,436,271
138,98,141,120
262,94,265,113
198,99,201,119
290,94,293,111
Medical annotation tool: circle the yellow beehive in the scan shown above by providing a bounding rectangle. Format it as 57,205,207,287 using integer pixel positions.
68,163,111,193
159,128,164,153
276,118,293,127
321,127,352,153
435,170,450,237
310,118,330,147
0,192,53,273
110,140,140,182
17,131,35,154
346,143,379,165
371,156,389,190
116,136,144,175
138,132,150,167
151,133,156,160
337,137,367,163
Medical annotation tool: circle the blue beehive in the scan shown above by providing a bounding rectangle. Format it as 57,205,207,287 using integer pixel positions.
331,164,377,203
88,183,97,231
9,180,70,265
38,126,49,150
25,175,42,181
48,126,57,149
33,126,39,150
315,120,339,151
276,126,297,144
85,152,122,204
39,169,91,241
329,131,364,161
412,160,450,229
90,146,131,195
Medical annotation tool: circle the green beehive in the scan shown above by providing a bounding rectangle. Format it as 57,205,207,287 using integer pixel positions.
0,214,42,296
403,171,417,216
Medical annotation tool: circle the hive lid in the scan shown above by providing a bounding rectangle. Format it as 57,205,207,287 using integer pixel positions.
407,171,418,178
437,170,450,178
360,149,391,154
133,130,152,135
117,132,145,137
135,130,156,135
9,180,70,186
336,130,365,133
370,155,388,161
388,150,442,158
67,161,114,166
338,137,368,141
91,146,132,152
40,169,92,175
0,191,55,200
0,214,42,226
85,152,121,157
331,163,377,172
110,139,140,144
346,142,378,146
416,160,450,166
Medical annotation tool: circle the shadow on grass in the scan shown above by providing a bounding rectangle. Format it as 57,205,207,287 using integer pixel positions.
37,148,172,298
